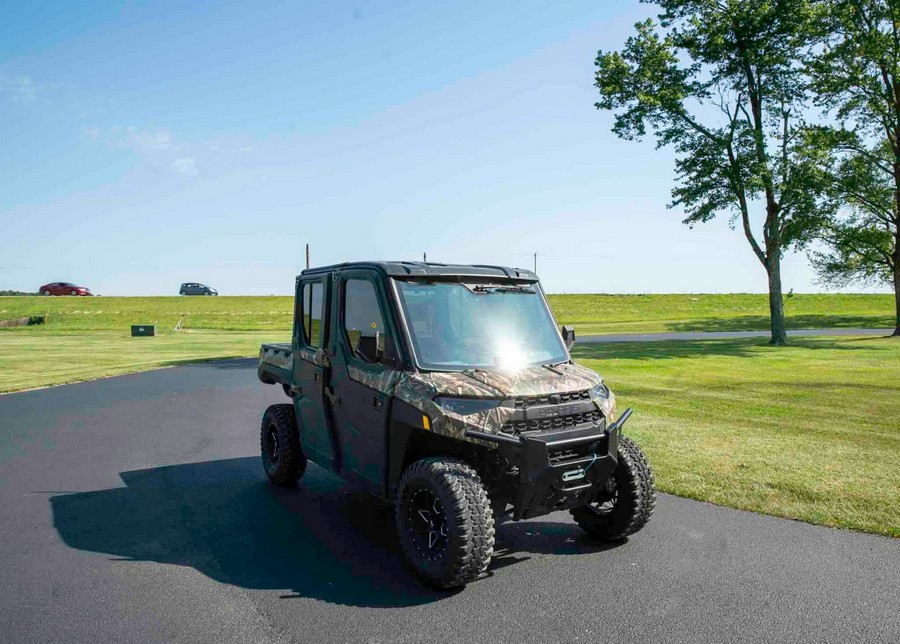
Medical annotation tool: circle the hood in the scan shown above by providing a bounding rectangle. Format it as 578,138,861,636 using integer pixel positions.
392,362,610,440
402,362,602,399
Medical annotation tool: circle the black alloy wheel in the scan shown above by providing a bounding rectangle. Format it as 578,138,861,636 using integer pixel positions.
407,488,449,558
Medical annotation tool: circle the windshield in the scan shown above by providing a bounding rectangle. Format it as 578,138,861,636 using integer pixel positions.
394,280,568,371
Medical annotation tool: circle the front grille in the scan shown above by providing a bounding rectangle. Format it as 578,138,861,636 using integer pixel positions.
513,389,590,410
547,448,582,465
502,408,603,434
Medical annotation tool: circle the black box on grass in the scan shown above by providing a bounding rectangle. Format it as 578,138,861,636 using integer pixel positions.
131,325,156,337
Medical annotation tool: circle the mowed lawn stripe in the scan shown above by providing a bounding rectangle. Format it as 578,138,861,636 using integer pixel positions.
574,337,900,537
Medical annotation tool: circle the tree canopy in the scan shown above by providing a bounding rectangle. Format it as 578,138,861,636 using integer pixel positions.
805,0,900,334
594,0,826,344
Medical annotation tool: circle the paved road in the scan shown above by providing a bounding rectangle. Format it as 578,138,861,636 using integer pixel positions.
0,360,897,644
579,327,894,343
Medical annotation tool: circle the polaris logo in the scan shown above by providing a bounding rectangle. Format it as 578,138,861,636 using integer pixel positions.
536,404,578,418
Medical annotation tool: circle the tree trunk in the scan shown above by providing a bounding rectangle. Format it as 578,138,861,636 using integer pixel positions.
893,167,900,336
893,268,900,336
893,234,900,336
767,255,788,345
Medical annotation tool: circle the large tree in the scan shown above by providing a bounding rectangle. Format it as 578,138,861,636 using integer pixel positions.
594,0,823,344
806,0,900,336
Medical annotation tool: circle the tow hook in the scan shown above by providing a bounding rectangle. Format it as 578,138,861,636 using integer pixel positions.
562,468,585,482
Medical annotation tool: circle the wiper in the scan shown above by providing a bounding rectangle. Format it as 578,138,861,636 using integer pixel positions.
542,360,571,373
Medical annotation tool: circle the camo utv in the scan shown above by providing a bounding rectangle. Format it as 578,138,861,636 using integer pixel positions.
258,261,655,588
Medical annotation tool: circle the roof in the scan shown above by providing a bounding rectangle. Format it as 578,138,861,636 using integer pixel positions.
300,261,538,282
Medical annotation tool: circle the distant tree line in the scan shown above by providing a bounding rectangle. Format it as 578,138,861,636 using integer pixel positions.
594,0,900,341
0,290,37,296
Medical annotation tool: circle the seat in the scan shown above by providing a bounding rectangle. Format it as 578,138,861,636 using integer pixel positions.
355,333,381,363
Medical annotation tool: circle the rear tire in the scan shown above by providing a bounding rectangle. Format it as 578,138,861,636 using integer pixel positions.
260,404,307,486
396,458,495,589
42,290,51,296
571,435,656,541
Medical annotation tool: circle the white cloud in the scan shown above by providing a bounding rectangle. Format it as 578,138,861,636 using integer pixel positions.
81,126,101,140
0,73,37,103
127,128,175,151
172,157,199,177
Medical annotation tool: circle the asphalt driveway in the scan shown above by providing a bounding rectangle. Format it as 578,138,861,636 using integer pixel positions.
0,359,896,643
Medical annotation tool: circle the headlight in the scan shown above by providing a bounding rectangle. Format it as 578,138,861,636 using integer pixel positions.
589,382,610,400
434,397,501,416
589,381,616,421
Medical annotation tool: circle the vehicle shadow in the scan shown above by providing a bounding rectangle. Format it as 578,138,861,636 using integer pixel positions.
50,457,610,607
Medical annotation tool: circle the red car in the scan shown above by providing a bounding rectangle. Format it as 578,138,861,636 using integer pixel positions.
40,282,93,296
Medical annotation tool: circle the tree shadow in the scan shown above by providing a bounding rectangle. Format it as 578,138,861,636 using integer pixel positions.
667,314,892,333
50,457,616,607
571,336,886,362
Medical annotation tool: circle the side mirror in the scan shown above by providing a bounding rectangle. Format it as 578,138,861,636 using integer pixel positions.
561,325,575,350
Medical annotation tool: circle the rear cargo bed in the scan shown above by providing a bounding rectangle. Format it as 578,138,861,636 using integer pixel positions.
258,343,292,385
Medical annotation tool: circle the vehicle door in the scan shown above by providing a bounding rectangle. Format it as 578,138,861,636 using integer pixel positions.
292,275,336,469
328,272,399,493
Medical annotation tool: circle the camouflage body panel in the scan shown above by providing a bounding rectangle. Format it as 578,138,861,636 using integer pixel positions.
298,347,322,366
259,343,292,371
460,362,602,397
348,364,399,395
392,362,609,441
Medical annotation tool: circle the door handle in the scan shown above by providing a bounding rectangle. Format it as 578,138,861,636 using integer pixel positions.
313,372,320,382
372,396,383,410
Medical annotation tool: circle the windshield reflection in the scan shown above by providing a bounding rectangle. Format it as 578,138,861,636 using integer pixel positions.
394,280,568,371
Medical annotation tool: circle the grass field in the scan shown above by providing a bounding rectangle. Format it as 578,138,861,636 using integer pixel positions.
0,329,274,394
573,336,900,538
0,292,895,335
0,292,894,393
1,294,898,537
547,292,896,335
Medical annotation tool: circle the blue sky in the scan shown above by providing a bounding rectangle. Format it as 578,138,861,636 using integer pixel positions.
0,0,882,295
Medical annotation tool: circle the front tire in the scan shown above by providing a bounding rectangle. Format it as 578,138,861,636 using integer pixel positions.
396,458,495,589
571,435,656,541
260,404,307,486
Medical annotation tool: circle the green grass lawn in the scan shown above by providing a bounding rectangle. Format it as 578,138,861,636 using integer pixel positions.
1,292,894,335
573,336,900,538
0,328,274,393
547,292,896,335
0,295,293,331
1,294,898,537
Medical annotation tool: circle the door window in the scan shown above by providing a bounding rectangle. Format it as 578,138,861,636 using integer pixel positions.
342,279,389,363
300,281,325,349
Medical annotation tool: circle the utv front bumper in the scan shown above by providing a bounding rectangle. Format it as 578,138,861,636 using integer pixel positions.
465,409,632,520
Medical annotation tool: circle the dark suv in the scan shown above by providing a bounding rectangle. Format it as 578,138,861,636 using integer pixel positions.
257,261,656,589
179,283,217,296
